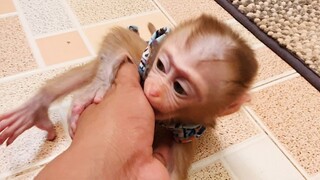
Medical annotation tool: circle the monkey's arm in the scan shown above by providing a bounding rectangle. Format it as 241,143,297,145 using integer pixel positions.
0,60,98,145
67,27,147,137
0,26,147,145
68,53,130,137
154,140,194,180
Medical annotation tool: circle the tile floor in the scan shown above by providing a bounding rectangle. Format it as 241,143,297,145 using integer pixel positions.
0,0,319,179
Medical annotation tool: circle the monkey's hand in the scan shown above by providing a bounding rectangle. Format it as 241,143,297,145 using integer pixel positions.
68,53,130,138
0,97,56,146
68,80,110,138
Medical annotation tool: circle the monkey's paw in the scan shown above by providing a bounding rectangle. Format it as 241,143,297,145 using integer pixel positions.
68,84,109,138
0,104,56,146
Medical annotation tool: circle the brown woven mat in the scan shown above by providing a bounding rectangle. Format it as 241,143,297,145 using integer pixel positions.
215,0,320,91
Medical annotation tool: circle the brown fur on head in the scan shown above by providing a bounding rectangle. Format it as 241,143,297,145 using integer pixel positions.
182,14,258,120
172,14,257,96
144,14,258,127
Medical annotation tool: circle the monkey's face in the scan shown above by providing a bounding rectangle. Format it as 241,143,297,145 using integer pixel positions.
143,35,231,122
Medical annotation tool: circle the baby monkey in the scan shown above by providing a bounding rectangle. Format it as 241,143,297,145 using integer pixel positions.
147,15,258,179
0,14,258,179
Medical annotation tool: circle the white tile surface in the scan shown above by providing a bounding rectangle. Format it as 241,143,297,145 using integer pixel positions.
223,135,305,180
310,173,320,180
5,165,44,179
16,0,75,36
0,107,71,175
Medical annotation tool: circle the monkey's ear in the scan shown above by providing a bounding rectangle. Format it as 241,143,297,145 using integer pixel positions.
218,93,251,116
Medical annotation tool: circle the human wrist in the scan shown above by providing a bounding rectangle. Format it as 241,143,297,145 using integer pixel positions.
69,137,125,176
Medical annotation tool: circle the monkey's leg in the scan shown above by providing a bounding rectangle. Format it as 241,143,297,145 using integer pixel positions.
0,61,98,145
170,142,194,180
68,53,129,137
153,126,194,180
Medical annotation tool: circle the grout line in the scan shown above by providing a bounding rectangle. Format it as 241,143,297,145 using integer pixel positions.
190,153,221,172
241,107,264,133
189,156,239,180
0,12,18,18
251,71,298,92
190,133,265,172
0,56,94,84
60,0,96,56
12,0,46,68
220,158,239,180
151,0,177,26
83,10,161,29
34,28,77,39
243,106,310,179
219,133,266,156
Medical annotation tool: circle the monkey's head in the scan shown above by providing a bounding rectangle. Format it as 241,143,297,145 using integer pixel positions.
144,14,258,126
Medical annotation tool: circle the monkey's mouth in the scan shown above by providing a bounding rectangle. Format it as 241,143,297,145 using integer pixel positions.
143,87,168,119
150,105,164,119
152,107,171,121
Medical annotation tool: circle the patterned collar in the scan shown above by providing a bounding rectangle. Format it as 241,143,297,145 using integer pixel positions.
136,26,206,143
160,122,206,143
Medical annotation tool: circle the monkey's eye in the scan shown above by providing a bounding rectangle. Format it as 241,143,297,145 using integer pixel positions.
156,59,165,72
173,81,186,95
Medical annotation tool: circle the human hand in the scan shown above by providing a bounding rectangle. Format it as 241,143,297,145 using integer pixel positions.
36,62,169,179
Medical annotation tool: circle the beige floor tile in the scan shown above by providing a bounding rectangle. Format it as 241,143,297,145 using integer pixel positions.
248,76,320,176
0,16,37,78
0,0,16,14
254,47,294,83
84,12,172,53
0,63,81,113
17,0,74,36
67,0,156,25
36,31,90,65
156,0,233,24
194,109,261,161
189,160,232,180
